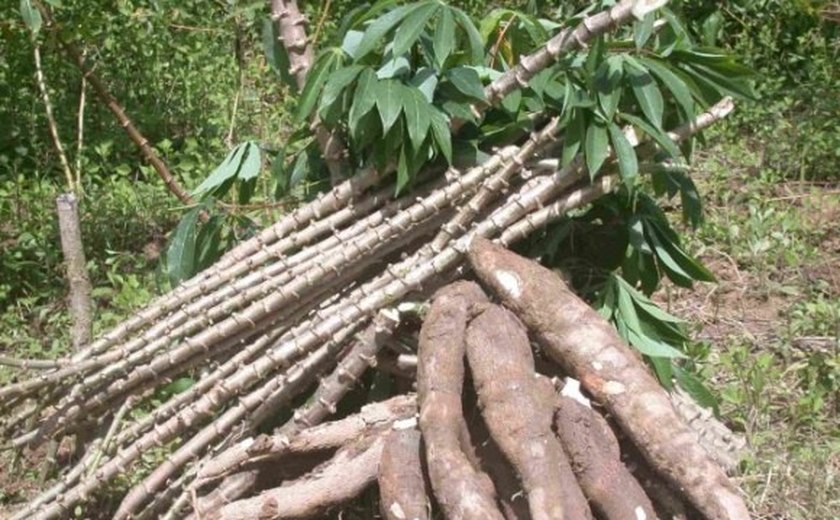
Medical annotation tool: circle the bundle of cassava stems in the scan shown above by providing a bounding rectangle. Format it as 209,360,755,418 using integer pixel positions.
0,1,749,518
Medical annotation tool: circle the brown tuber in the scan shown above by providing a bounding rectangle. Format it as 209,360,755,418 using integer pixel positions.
466,304,592,520
417,281,505,520
467,237,750,520
378,426,431,520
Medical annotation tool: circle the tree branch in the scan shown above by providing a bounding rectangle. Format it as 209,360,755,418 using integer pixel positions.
270,0,350,185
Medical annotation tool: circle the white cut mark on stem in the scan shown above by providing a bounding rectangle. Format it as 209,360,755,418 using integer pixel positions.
494,270,522,299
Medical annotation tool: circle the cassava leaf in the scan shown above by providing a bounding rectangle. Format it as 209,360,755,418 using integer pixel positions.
429,108,452,163
446,67,486,101
392,1,439,57
619,113,681,158
673,366,719,414
20,0,42,33
349,69,379,136
192,144,247,196
608,122,638,188
375,79,403,133
625,57,665,128
354,3,421,60
166,206,201,286
434,7,456,68
584,121,609,178
639,57,695,118
410,67,438,102
295,51,341,124
402,86,432,151
319,65,364,115
236,142,261,181
451,7,484,64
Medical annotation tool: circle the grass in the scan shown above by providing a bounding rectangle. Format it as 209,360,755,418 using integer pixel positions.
658,138,839,518
0,133,838,518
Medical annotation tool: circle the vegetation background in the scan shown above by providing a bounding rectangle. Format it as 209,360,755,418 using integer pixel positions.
0,0,837,516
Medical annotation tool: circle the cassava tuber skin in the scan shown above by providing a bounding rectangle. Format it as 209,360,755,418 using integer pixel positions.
469,411,531,520
417,282,505,520
378,426,431,520
465,305,592,520
554,396,658,520
468,238,750,520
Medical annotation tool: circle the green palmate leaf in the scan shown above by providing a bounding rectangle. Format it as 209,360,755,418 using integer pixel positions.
625,58,664,128
20,0,42,33
595,56,624,119
377,54,411,79
628,328,687,358
166,206,201,286
644,221,694,287
195,215,225,271
619,113,681,159
674,48,755,76
354,3,421,60
351,106,382,150
262,18,295,88
434,7,456,68
341,29,365,59
162,377,195,397
402,86,432,151
608,122,637,188
409,68,438,103
638,57,695,118
682,62,757,101
614,275,683,324
375,79,403,133
562,109,584,168
446,67,486,101
597,279,617,320
319,65,364,115
647,220,716,282
392,1,439,57
295,51,341,124
349,69,378,135
648,356,674,389
396,145,410,195
651,166,703,227
441,100,474,122
627,216,652,254
634,13,655,49
673,366,719,414
192,144,247,196
236,142,261,181
501,89,522,114
429,108,452,163
451,7,484,64
616,279,644,333
701,12,723,46
584,121,609,178
289,150,311,189
271,149,288,196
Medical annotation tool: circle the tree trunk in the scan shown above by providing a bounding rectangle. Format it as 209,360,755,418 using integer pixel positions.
55,193,93,350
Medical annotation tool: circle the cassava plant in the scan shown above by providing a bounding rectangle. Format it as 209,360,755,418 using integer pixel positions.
1,0,756,518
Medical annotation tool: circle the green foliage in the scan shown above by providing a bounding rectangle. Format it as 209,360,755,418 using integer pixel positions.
680,0,840,180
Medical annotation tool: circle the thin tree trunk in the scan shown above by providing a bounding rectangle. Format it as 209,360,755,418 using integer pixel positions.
56,193,93,351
